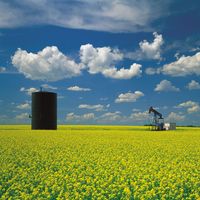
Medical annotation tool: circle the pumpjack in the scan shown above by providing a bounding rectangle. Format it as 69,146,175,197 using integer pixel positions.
148,106,165,131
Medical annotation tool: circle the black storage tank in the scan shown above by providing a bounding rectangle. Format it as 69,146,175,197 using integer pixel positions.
32,91,57,130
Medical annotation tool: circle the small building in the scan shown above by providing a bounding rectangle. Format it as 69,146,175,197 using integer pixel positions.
164,123,176,130
169,123,176,130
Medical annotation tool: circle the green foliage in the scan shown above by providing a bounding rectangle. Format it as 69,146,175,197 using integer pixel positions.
0,125,200,199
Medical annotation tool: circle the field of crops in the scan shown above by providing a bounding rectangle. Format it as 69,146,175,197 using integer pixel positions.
0,125,199,199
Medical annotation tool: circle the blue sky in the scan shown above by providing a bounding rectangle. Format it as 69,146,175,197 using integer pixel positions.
0,0,200,125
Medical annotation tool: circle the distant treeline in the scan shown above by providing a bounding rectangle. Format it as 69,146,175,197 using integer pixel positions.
177,125,200,127
144,124,200,127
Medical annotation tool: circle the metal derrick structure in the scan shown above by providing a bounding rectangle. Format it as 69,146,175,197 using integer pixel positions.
148,106,165,131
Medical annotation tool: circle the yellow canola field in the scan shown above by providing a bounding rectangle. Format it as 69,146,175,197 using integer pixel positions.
0,125,200,199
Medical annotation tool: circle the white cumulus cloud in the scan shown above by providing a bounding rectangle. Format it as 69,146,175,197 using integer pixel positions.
178,101,200,114
20,87,39,96
162,52,200,76
166,112,185,122
16,112,29,120
186,80,200,90
12,46,82,81
130,111,149,121
80,43,141,79
78,104,107,112
67,86,91,92
66,112,95,121
115,91,144,103
80,43,123,74
139,32,164,60
102,63,142,79
98,111,122,122
145,67,161,75
41,84,57,90
16,102,30,110
154,80,180,92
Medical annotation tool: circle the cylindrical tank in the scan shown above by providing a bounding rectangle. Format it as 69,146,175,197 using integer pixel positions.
31,91,57,130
